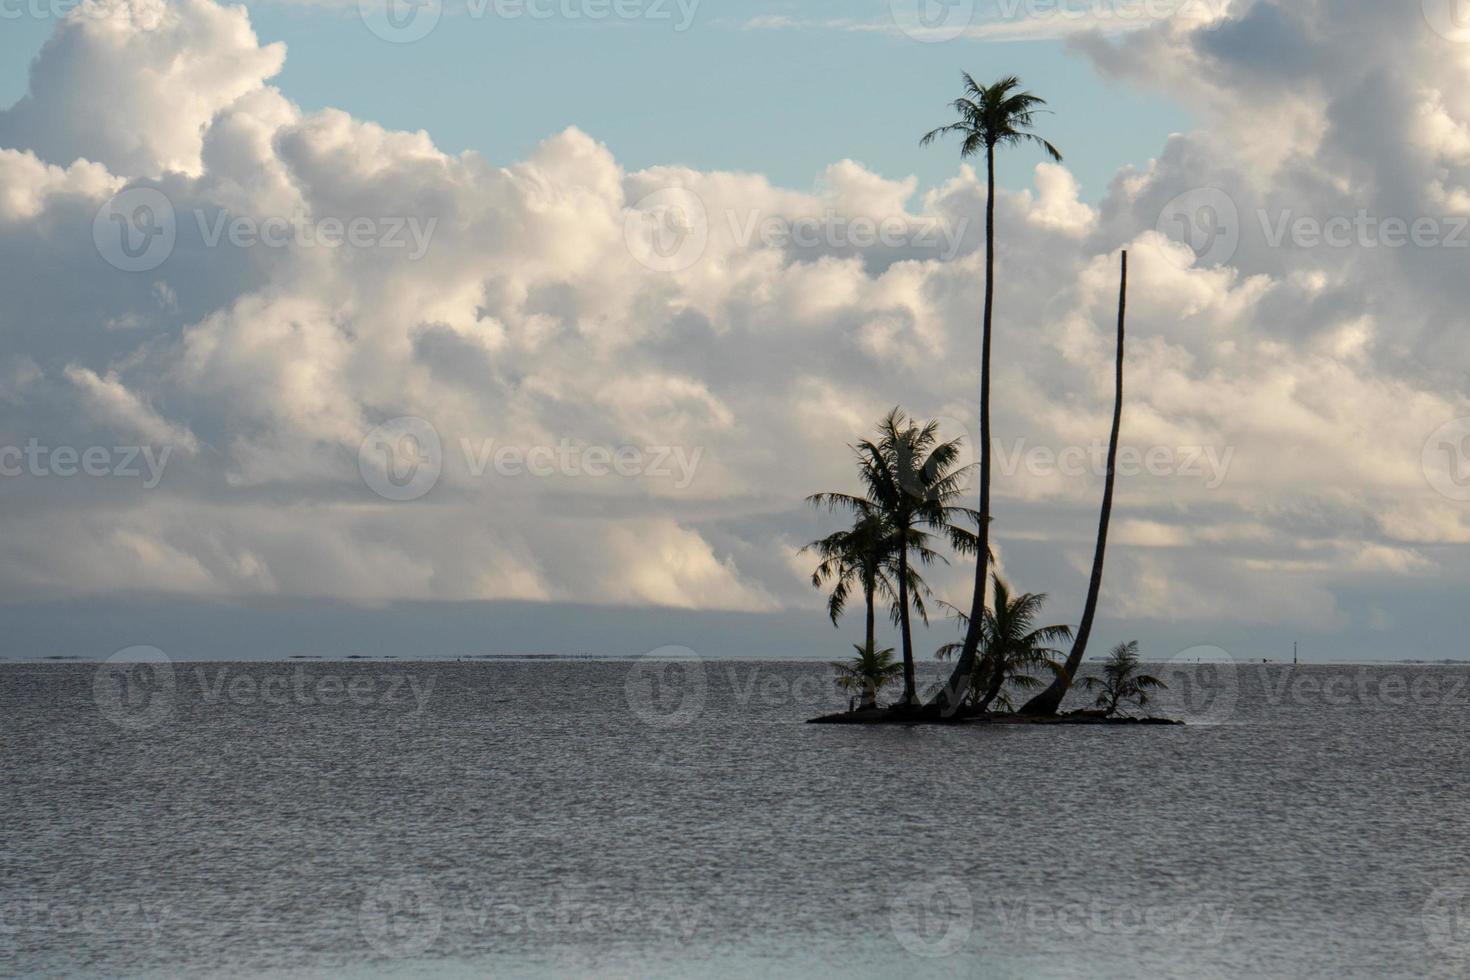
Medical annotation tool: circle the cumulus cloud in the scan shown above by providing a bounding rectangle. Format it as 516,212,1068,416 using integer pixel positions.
0,0,285,178
0,0,1467,648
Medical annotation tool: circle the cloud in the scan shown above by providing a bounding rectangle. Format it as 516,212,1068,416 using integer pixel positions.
740,14,800,31
64,364,199,452
0,0,286,178
737,0,1230,43
0,0,1467,648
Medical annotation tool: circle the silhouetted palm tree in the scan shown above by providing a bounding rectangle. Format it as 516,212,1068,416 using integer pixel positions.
1082,641,1166,716
940,575,1070,712
812,409,979,707
804,509,884,658
922,75,1061,715
832,643,903,710
803,508,897,662
1021,250,1127,716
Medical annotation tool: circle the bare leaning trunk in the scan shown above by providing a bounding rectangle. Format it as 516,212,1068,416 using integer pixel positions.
1020,250,1128,716
929,145,996,716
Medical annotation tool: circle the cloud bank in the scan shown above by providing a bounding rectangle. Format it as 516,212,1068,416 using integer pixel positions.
1,0,1468,652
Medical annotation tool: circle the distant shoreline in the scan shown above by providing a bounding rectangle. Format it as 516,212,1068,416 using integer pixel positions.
5,655,1470,666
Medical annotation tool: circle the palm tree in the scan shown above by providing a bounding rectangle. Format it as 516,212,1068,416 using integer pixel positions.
811,409,979,708
1021,250,1127,716
803,504,941,703
803,508,894,662
1082,641,1166,717
802,507,937,673
832,643,903,710
940,575,1071,712
922,74,1061,715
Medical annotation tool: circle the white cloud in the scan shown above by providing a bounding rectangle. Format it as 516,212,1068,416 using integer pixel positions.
0,0,286,177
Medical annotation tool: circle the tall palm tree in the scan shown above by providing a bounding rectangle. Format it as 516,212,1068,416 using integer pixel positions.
812,409,979,708
832,643,903,710
922,74,1062,715
938,575,1071,712
1082,641,1166,717
1021,250,1127,716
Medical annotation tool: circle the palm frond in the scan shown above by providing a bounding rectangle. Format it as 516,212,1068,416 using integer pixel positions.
923,73,1061,163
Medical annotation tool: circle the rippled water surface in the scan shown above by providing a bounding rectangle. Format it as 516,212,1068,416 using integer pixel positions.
5,659,1470,978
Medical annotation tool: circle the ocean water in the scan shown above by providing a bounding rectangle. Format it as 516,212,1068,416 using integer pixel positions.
4,658,1470,979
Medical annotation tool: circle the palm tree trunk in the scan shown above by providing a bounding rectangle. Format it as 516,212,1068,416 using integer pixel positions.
864,574,876,659
1020,250,1127,716
975,675,1004,713
897,534,917,707
929,144,996,715
860,576,878,708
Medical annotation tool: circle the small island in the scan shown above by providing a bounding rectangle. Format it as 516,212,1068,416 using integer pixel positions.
802,76,1178,728
808,710,1182,726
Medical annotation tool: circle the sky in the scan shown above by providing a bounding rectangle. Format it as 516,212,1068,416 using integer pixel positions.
0,1,1193,200
1,0,1468,664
